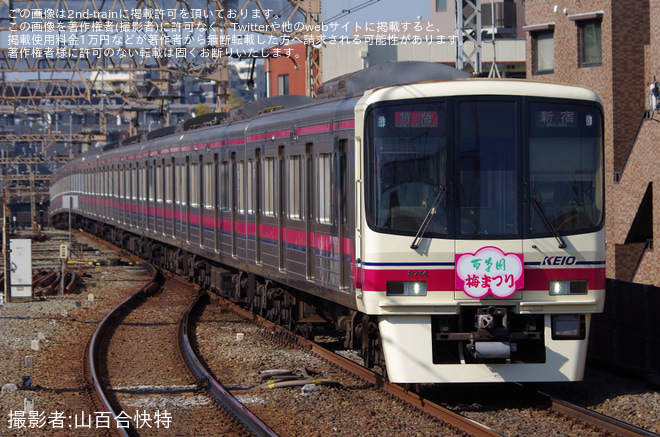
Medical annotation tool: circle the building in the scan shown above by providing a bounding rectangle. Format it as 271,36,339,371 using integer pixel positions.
265,44,314,96
524,1,659,285
269,1,527,95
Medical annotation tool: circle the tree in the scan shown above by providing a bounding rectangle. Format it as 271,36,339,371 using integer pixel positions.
194,103,213,117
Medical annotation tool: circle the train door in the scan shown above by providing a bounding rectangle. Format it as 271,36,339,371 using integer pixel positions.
155,160,164,234
306,145,314,280
282,147,305,278
246,150,260,263
165,159,174,237
175,160,186,241
212,153,220,252
119,165,126,226
235,152,247,261
190,156,202,246
138,164,145,230
97,169,102,220
259,152,278,270
231,152,239,259
172,161,179,240
147,161,154,233
278,146,285,271
128,165,134,229
254,150,261,264
180,159,186,241
202,156,216,250
113,166,119,224
101,168,107,220
218,158,231,255
338,140,352,291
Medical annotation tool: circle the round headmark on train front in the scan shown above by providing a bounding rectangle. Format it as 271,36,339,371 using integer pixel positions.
455,247,524,298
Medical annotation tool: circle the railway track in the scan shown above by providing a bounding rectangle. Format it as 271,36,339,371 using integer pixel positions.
85,268,274,436
13,230,653,436
191,290,660,437
541,392,658,437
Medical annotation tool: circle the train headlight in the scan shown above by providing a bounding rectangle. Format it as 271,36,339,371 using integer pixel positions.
386,281,427,296
549,280,588,296
551,315,585,340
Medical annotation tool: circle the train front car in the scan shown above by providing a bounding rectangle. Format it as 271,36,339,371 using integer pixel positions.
353,80,605,383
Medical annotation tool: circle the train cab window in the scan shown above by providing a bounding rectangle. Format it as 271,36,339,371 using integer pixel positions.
457,101,518,237
318,153,333,224
528,102,603,234
366,102,448,237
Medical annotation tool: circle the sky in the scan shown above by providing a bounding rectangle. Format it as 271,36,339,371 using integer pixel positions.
321,0,431,33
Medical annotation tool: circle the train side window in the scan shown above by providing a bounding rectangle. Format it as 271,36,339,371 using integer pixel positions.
263,157,275,216
288,155,302,220
165,164,173,204
318,153,333,224
101,170,106,200
235,160,245,214
219,161,230,211
181,162,188,206
175,165,181,205
247,159,255,214
119,167,125,202
130,168,136,200
147,165,154,203
115,169,120,203
139,167,146,202
204,162,214,210
190,162,199,207
156,164,163,203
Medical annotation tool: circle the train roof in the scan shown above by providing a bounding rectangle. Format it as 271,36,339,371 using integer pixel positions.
360,77,603,106
316,61,470,99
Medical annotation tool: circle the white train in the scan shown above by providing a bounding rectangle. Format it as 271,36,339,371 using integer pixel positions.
51,62,606,383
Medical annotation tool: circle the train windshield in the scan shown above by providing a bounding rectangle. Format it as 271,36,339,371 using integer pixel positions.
366,102,449,237
365,98,603,240
528,102,603,236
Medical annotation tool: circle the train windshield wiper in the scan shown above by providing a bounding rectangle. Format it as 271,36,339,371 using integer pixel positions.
530,196,567,249
410,185,447,250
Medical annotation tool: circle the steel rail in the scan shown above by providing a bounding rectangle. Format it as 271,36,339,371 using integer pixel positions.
85,261,160,437
545,394,660,437
222,297,503,437
178,289,279,437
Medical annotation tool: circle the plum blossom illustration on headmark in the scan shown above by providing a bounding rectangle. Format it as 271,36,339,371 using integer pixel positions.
455,247,524,298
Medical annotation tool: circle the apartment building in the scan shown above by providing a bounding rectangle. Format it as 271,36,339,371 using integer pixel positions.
524,0,659,285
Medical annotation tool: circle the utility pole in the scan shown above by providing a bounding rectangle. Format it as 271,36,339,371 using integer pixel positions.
456,0,483,75
3,189,10,305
